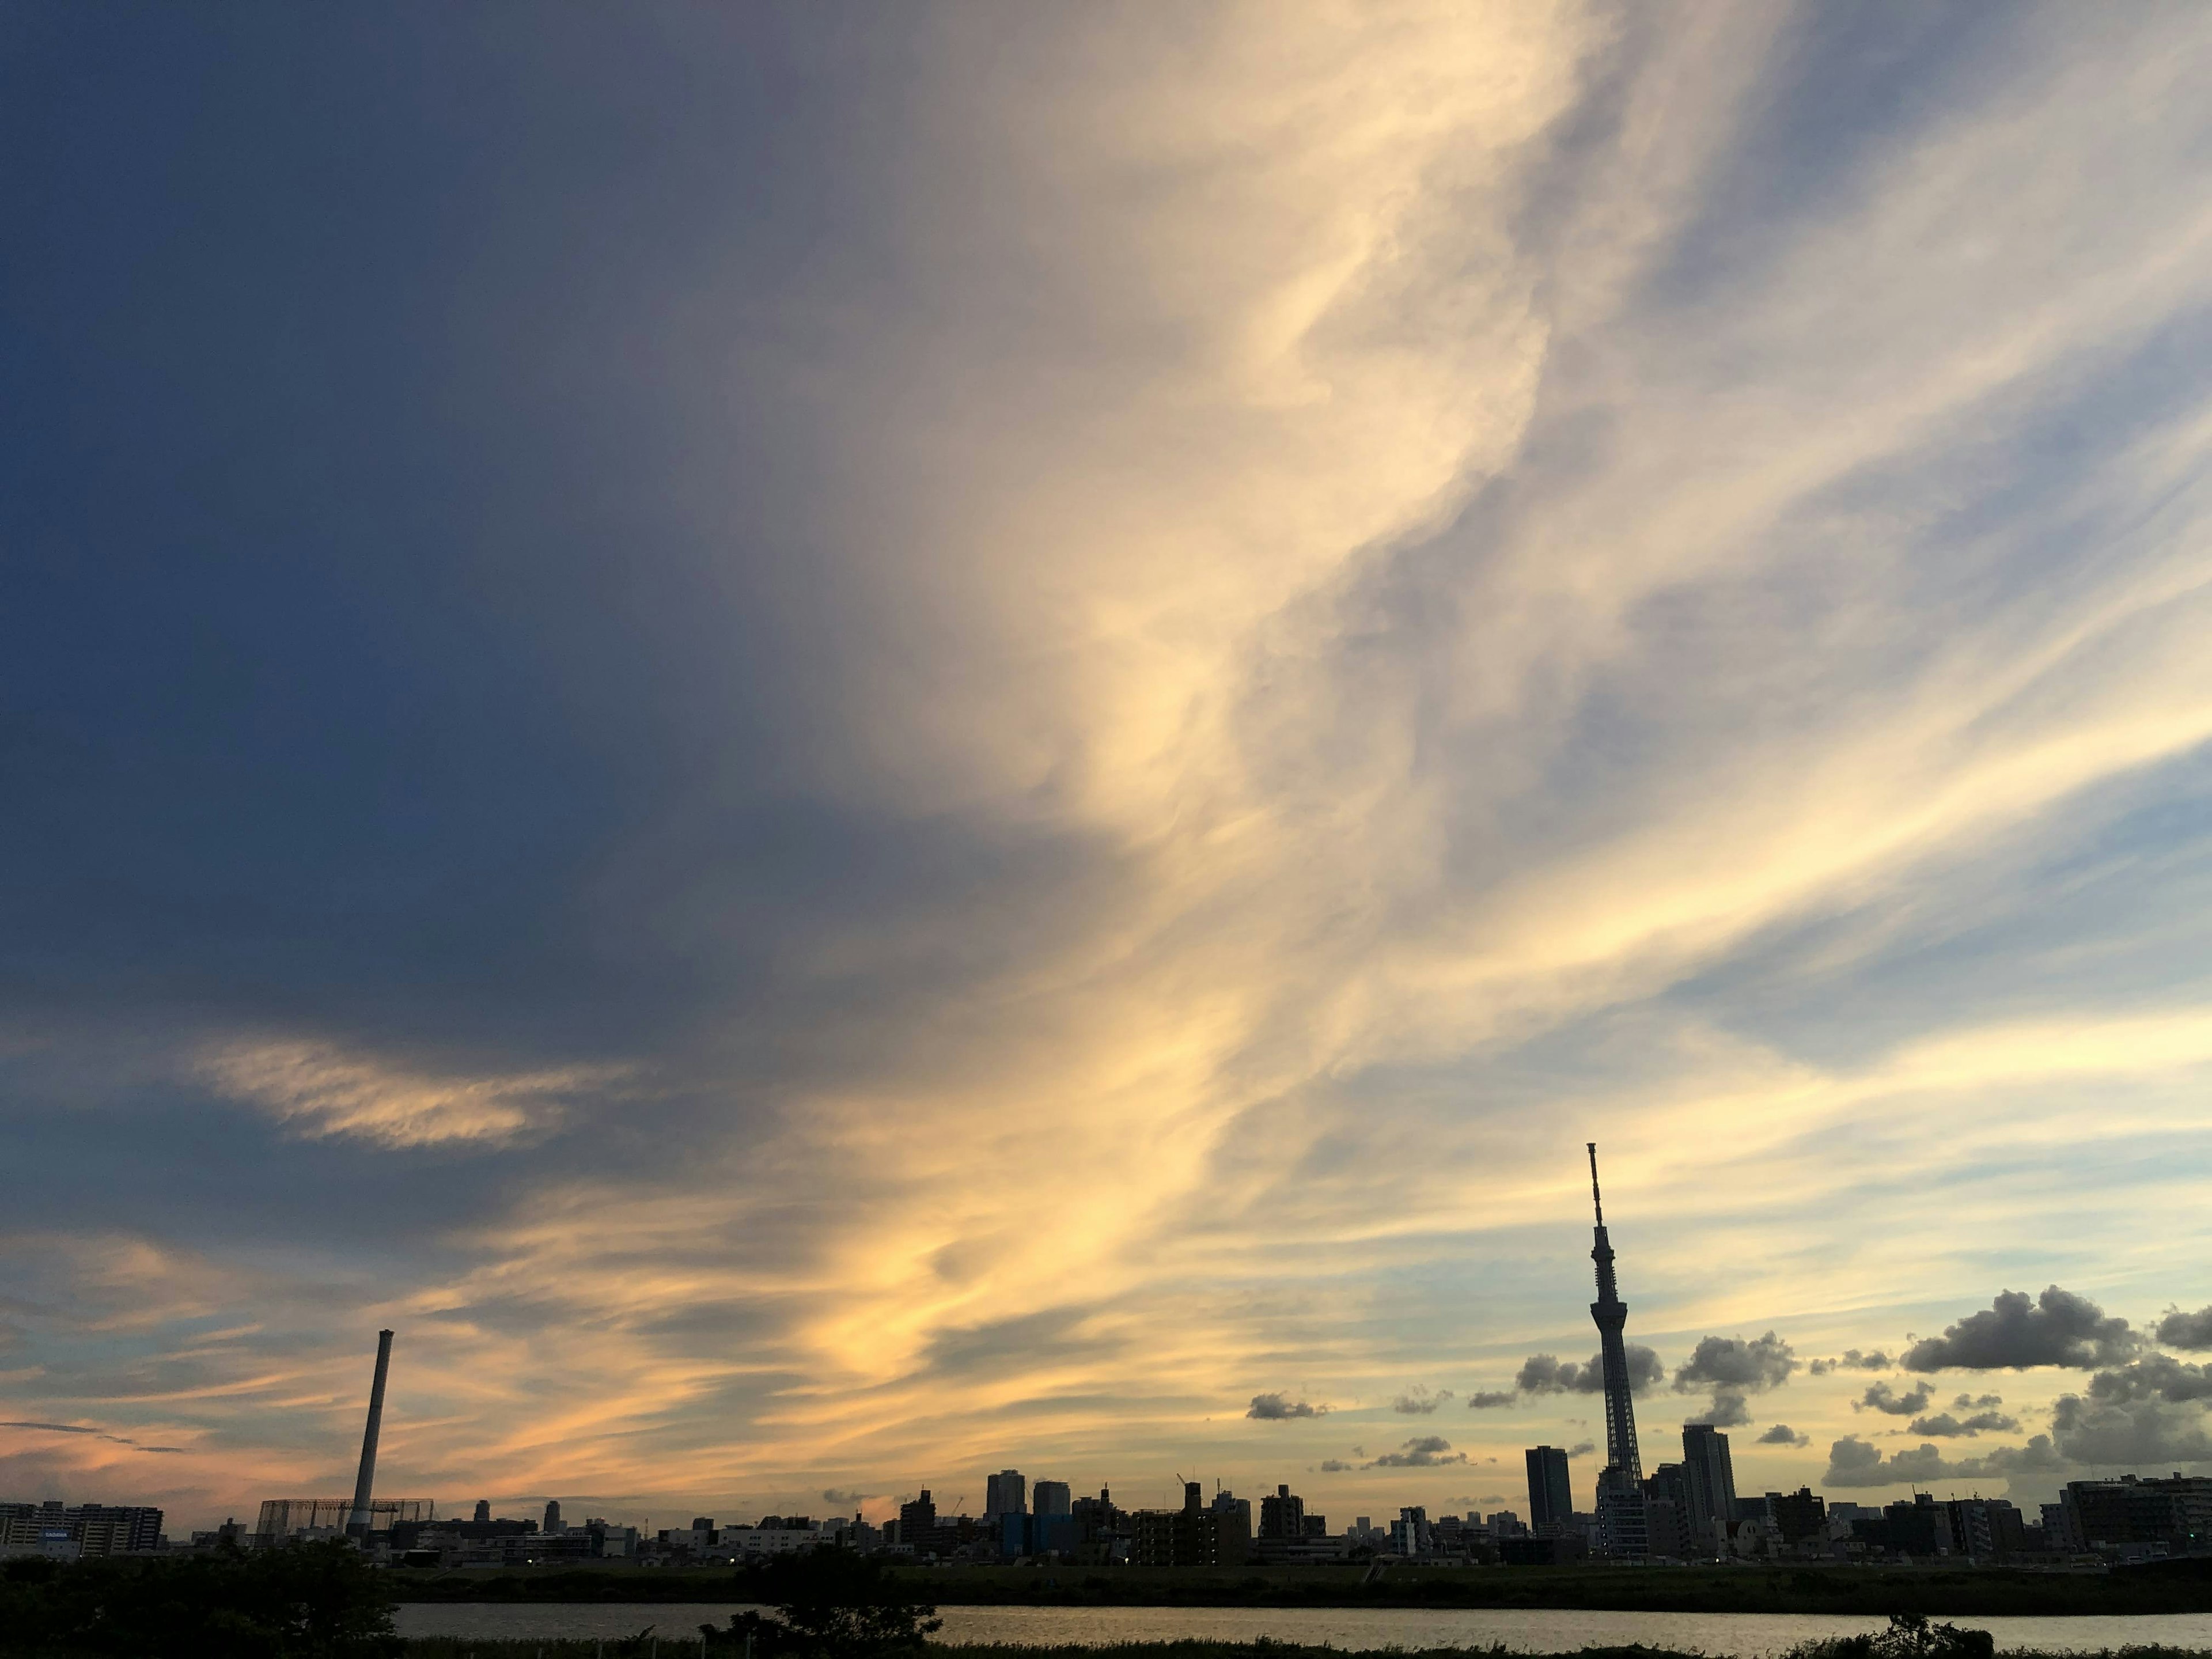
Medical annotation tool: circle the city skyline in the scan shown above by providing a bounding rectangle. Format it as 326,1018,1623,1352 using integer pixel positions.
9,3,2212,1537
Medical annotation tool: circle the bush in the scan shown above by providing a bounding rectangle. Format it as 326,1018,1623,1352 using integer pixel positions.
0,1540,400,1659
1787,1612,1995,1659
704,1550,938,1658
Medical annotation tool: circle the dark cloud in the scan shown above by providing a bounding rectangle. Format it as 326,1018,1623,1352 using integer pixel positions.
1953,1392,2003,1409
1758,1423,1810,1447
1809,1350,1892,1376
2156,1305,2212,1351
1247,1392,1326,1421
2051,1393,2212,1464
1690,1391,1753,1427
1472,1346,1664,1407
1907,1410,2018,1437
0,1421,98,1434
1392,1386,1453,1415
1823,1433,2063,1488
1674,1332,1796,1393
1565,1440,1596,1458
1317,1459,1353,1473
1903,1286,2138,1371
820,1488,876,1505
1855,1381,1933,1416
1366,1434,1467,1468
2084,1354,2212,1405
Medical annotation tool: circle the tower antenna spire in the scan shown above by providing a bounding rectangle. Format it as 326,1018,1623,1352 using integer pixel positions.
1588,1141,1604,1225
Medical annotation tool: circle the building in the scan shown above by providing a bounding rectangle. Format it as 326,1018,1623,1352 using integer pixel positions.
1770,1487,1827,1548
1131,1482,1251,1566
985,1470,1027,1520
1032,1480,1071,1517
0,1502,164,1558
254,1497,431,1544
1937,1497,2024,1558
1489,1510,1528,1538
1525,1446,1573,1535
1585,1145,1649,1558
543,1500,562,1534
1643,1463,1695,1558
2059,1475,2212,1556
1680,1425,1738,1548
1258,1483,1305,1540
1388,1506,1431,1558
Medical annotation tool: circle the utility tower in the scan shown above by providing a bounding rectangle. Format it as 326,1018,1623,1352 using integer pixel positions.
1586,1145,1649,1557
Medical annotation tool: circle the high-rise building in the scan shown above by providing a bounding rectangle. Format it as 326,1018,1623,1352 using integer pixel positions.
1258,1484,1306,1540
1642,1463,1694,1558
1771,1487,1827,1547
1585,1144,1648,1558
474,1499,491,1524
1525,1446,1573,1534
1681,1423,1738,1547
985,1469,1026,1520
544,1499,563,1535
1131,1481,1249,1566
1032,1480,1071,1517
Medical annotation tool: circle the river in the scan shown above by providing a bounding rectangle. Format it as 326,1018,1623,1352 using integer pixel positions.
393,1604,2212,1652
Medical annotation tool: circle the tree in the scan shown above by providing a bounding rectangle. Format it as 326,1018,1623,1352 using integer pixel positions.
708,1550,939,1658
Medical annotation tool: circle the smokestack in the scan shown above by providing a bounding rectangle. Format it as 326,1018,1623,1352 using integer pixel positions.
346,1330,395,1542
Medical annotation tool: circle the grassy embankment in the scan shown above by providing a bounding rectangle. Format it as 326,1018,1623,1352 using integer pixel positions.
397,1646,2212,1659
388,1558,2212,1615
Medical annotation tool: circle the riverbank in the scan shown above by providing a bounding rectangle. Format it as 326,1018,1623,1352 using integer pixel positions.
395,1644,2212,1659
388,1559,2212,1615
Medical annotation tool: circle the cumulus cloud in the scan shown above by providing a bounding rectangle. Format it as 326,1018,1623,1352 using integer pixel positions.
1823,1434,2064,1489
1393,1386,1454,1415
1565,1441,1596,1459
1317,1460,1353,1473
2084,1355,2212,1405
1674,1332,1794,1426
2051,1393,2212,1464
1366,1435,1467,1468
1907,1411,2018,1438
1690,1391,1753,1428
1247,1393,1327,1421
1903,1287,2139,1372
1810,1351,1893,1376
2156,1306,2212,1350
1471,1347,1665,1408
1675,1332,1797,1395
1855,1381,1934,1416
1758,1423,1810,1447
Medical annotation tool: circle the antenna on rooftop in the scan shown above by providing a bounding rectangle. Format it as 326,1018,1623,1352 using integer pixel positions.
1587,1141,1604,1225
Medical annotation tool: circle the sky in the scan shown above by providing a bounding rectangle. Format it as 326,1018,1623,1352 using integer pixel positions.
6,1,2212,1536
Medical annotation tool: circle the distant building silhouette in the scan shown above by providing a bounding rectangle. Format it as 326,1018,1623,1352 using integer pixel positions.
543,1499,562,1535
1524,1446,1573,1534
1131,1480,1249,1566
1681,1423,1738,1548
1032,1480,1070,1516
474,1499,491,1524
1642,1462,1694,1558
985,1469,1025,1520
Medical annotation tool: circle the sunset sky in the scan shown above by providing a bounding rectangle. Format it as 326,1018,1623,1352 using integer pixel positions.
8,3,2212,1533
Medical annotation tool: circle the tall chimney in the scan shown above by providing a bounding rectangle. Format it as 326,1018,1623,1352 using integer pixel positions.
346,1330,395,1542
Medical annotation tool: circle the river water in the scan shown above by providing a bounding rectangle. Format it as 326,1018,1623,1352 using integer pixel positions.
393,1603,2212,1652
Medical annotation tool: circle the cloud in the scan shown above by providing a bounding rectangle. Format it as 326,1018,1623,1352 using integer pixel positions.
1366,1435,1467,1468
1903,1287,2139,1372
1690,1392,1753,1428
1907,1411,2018,1438
1565,1441,1596,1459
1675,1332,1794,1426
2051,1393,2212,1464
820,1488,877,1506
1758,1423,1810,1447
1823,1434,2065,1489
1855,1381,1934,1416
1472,1347,1665,1407
1810,1350,1893,1377
1675,1332,1797,1394
1317,1460,1353,1473
199,1039,623,1149
1954,1393,2004,1410
2083,1355,2212,1405
1392,1386,1453,1415
1247,1393,1326,1421
2154,1306,2212,1351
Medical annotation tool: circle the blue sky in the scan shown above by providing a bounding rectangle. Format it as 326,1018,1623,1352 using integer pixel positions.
6,2,2212,1530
